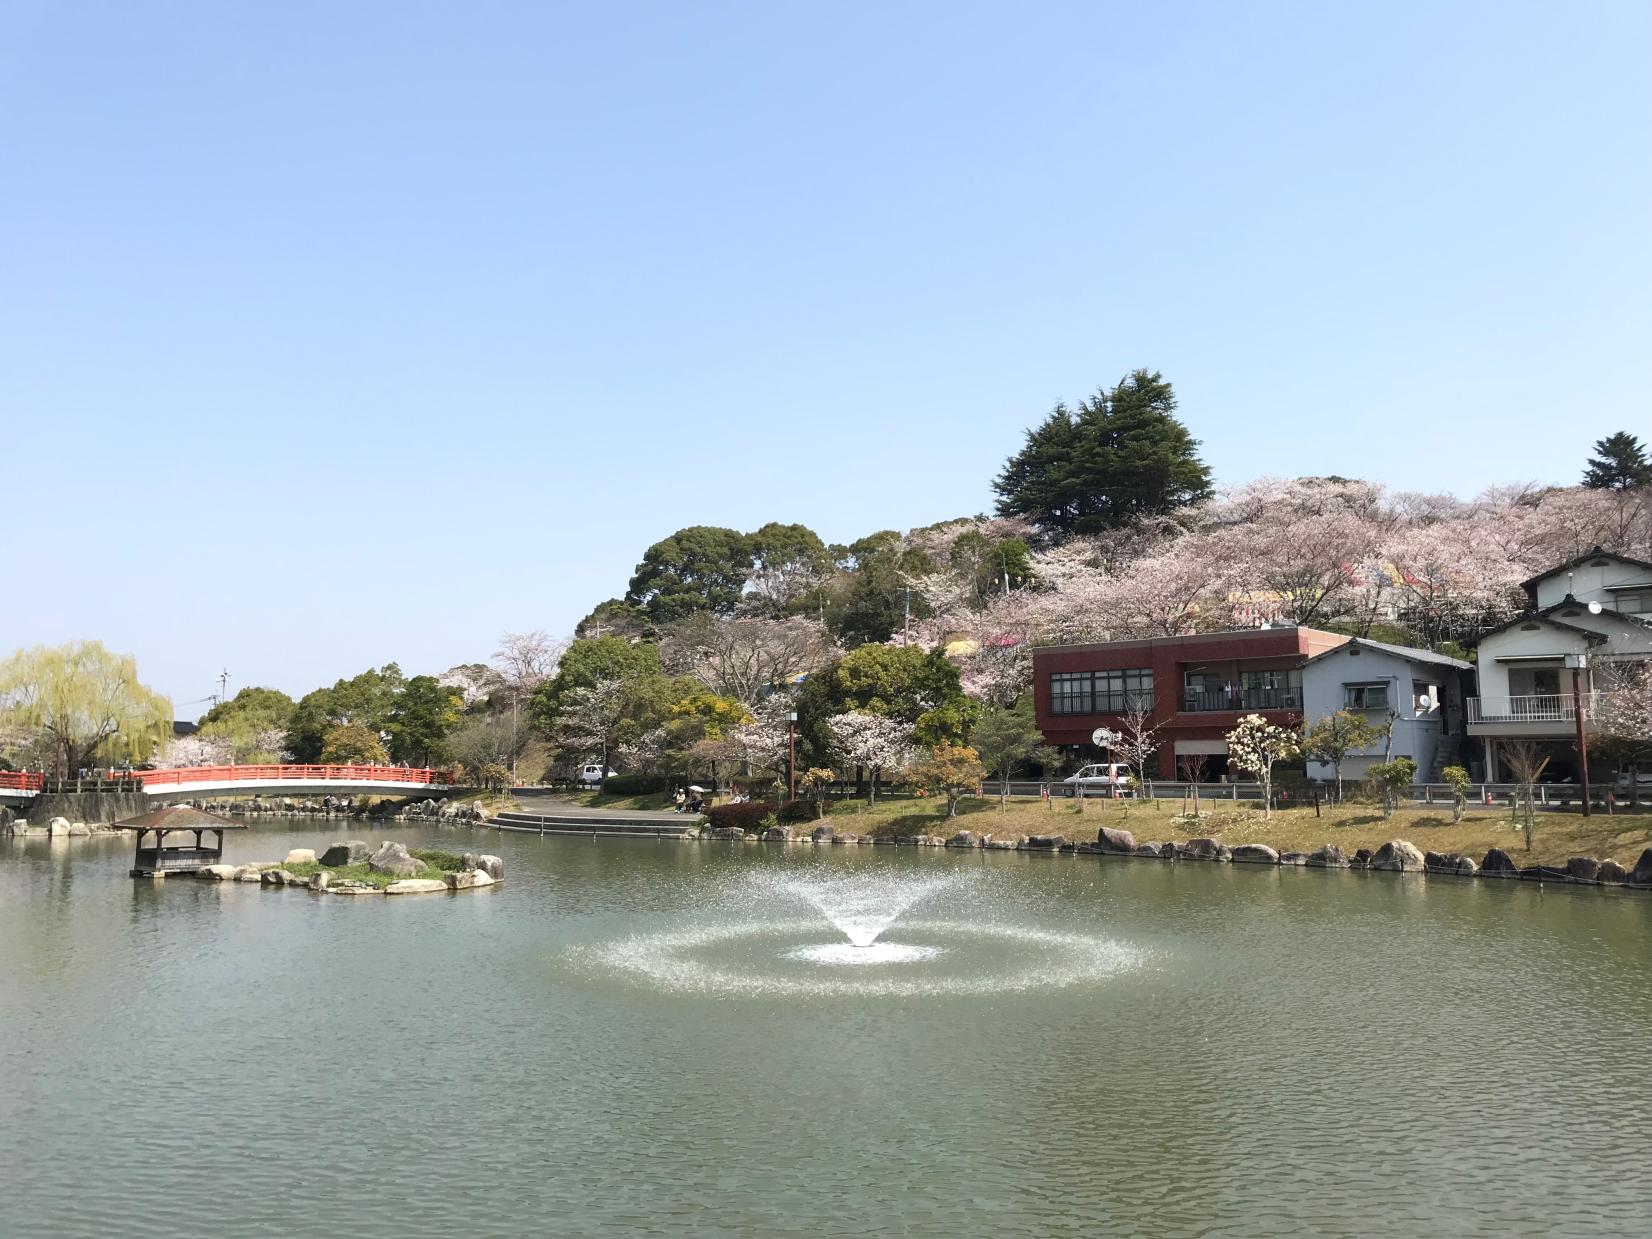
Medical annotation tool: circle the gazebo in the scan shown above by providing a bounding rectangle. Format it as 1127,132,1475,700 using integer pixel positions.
118,805,246,878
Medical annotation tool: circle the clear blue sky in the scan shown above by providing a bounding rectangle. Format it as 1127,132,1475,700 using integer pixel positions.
3,1,1648,711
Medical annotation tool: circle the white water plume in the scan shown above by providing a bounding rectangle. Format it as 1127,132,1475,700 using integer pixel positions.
753,872,962,948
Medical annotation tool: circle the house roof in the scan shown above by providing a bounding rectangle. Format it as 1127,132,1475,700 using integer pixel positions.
1519,546,1652,593
1301,637,1472,671
114,805,247,831
1464,596,1652,647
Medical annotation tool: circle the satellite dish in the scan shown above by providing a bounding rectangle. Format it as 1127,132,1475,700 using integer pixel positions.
1588,601,1602,614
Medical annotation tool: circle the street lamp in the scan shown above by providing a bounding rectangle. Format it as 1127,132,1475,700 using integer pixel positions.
1564,653,1591,817
787,712,798,800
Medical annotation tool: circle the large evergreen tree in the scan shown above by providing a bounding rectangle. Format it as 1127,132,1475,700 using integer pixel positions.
992,370,1212,537
1582,432,1652,491
624,526,754,621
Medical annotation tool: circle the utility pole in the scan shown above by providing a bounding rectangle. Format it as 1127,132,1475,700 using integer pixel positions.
903,587,911,646
218,668,230,707
1567,654,1591,817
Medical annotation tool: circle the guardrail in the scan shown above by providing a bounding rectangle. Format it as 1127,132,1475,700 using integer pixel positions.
0,771,45,792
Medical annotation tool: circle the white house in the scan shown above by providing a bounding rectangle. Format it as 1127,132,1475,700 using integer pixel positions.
1468,548,1652,781
1301,638,1473,783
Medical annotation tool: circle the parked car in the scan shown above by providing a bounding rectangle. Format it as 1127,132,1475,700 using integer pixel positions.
576,764,617,786
1614,770,1652,791
1061,763,1135,797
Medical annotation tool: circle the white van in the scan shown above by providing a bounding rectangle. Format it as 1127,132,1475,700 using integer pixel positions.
1061,763,1135,797
577,763,616,786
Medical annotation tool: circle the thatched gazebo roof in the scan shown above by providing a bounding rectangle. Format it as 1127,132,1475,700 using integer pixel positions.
114,805,247,831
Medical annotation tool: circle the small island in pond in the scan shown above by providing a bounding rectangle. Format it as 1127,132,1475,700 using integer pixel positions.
199,839,504,895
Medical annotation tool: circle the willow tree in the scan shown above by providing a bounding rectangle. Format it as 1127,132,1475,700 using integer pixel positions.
0,641,172,775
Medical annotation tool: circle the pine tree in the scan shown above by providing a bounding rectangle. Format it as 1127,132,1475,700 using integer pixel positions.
992,370,1212,537
1582,432,1652,490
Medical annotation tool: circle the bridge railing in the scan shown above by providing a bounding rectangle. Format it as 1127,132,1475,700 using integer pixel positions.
128,764,456,788
0,771,45,792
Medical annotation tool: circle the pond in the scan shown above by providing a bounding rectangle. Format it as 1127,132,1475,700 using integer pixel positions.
2,819,1649,1238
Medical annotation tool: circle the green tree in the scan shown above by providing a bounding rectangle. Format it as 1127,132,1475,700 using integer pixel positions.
318,722,389,765
1582,432,1652,490
530,637,661,730
1441,765,1472,824
747,522,831,614
198,686,294,762
574,598,654,642
385,675,463,764
1368,756,1418,819
0,641,173,775
963,699,1046,806
825,531,936,647
992,370,1212,537
286,664,405,761
1302,709,1382,802
796,643,975,762
625,526,754,621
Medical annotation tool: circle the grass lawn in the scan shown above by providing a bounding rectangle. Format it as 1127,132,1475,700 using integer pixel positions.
548,788,681,812
820,795,1652,868
284,848,468,889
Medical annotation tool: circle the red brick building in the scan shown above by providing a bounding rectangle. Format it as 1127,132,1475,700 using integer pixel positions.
1032,627,1350,778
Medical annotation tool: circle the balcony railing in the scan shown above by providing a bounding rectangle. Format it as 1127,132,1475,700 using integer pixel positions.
1468,694,1575,725
1181,688,1301,713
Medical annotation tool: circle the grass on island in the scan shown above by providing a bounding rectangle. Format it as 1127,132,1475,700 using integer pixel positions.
814,794,1652,868
283,848,468,889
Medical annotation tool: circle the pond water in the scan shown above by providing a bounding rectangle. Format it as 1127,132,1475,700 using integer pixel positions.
3,820,1650,1238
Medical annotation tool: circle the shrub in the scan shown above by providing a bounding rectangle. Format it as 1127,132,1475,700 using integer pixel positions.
778,798,822,824
704,801,778,831
603,773,671,796
410,848,466,872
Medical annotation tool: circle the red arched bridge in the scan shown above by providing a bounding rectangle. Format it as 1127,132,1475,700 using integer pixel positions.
0,764,459,806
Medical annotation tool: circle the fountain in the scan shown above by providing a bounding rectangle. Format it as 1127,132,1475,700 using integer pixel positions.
764,872,957,965
577,861,1147,998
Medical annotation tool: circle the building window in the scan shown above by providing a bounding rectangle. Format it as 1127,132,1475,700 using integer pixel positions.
1049,669,1153,715
1049,673,1092,715
1095,669,1154,713
1613,590,1652,614
1345,682,1389,711
1240,668,1301,708
1413,681,1438,713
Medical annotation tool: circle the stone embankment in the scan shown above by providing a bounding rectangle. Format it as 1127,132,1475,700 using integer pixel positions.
6,795,489,835
196,839,504,897
690,823,1652,892
5,814,120,837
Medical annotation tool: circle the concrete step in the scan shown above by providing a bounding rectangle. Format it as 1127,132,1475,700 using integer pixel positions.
493,811,698,837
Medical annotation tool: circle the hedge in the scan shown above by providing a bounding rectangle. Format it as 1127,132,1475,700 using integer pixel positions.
777,798,822,824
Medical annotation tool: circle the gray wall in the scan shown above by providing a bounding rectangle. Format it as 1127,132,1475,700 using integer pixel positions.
1302,647,1452,782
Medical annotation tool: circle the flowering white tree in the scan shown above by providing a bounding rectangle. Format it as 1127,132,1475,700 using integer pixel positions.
548,678,625,779
825,711,912,803
728,698,797,792
157,733,235,767
1591,662,1652,781
1224,713,1300,819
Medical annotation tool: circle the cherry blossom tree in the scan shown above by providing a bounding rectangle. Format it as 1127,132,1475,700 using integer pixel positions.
825,711,911,803
729,705,793,790
157,733,235,768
